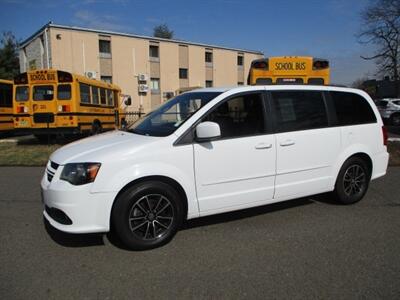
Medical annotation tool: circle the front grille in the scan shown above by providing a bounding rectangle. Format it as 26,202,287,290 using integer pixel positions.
33,113,54,123
46,168,55,182
46,160,58,182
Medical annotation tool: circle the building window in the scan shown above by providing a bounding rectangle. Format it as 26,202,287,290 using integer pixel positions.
237,55,244,66
101,76,112,83
205,51,213,63
150,78,160,93
179,68,188,79
99,40,111,58
205,80,213,88
238,82,244,86
149,45,159,61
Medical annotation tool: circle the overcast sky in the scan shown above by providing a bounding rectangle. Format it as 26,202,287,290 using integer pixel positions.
0,0,378,85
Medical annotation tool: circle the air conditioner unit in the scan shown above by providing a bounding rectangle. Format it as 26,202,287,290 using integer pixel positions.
85,71,97,79
138,74,148,82
138,84,148,93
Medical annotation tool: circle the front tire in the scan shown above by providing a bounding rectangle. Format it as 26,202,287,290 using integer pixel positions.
111,181,184,250
332,157,371,204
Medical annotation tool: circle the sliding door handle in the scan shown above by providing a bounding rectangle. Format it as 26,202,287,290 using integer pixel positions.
280,140,295,147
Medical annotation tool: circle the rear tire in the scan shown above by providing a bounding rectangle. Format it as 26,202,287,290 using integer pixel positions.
111,181,184,250
91,121,102,135
332,157,371,204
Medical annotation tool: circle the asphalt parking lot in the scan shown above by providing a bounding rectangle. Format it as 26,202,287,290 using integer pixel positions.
1,167,400,299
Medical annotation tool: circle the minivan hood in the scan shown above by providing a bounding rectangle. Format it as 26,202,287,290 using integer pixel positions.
50,130,159,164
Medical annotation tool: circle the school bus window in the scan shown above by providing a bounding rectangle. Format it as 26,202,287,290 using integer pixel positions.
0,83,12,107
92,86,99,105
33,85,54,101
114,91,118,107
79,83,91,104
57,84,71,100
100,88,107,105
107,89,114,106
16,86,29,101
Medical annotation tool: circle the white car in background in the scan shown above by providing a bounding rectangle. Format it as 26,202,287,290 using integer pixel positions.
41,85,389,250
375,98,400,126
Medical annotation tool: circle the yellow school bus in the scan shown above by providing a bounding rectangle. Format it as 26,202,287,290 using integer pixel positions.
248,56,330,85
13,69,122,138
0,79,13,134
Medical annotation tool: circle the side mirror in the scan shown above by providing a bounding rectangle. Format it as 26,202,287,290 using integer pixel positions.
124,96,132,106
196,121,221,142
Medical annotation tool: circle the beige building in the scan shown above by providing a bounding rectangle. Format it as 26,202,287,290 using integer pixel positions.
19,22,263,112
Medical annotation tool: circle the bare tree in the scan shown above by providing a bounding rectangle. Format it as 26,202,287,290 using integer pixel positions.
358,0,400,94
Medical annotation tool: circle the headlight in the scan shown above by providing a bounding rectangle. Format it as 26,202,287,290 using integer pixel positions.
60,163,101,185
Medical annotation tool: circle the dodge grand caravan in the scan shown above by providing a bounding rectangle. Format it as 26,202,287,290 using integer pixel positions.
41,85,389,250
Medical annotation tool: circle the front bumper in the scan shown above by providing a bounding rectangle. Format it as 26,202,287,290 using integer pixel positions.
41,165,118,234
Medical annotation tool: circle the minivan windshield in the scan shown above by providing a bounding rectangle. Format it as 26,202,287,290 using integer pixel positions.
128,92,221,137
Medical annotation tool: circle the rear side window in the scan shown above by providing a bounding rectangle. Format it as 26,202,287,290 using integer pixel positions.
57,84,71,100
331,92,376,125
271,91,328,132
15,86,29,101
33,85,54,101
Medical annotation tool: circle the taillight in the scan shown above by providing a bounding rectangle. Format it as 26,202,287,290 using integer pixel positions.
17,106,24,113
382,126,388,146
58,105,71,112
312,59,329,70
252,59,269,70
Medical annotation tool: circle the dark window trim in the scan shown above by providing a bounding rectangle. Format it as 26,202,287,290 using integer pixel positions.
267,90,331,134
174,90,271,146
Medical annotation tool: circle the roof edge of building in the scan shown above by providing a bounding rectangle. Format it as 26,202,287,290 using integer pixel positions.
19,22,264,55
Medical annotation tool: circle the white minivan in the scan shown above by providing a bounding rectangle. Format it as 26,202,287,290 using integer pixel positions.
41,85,389,250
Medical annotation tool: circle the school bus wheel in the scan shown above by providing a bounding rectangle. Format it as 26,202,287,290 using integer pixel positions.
91,120,102,135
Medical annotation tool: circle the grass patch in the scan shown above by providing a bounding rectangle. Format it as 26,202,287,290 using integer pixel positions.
0,142,60,166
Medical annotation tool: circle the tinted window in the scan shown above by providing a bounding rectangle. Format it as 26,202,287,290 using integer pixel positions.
331,92,376,125
204,92,265,139
57,84,71,100
79,83,90,104
15,86,29,101
271,91,328,132
0,83,12,107
393,100,400,106
33,85,54,101
376,100,388,108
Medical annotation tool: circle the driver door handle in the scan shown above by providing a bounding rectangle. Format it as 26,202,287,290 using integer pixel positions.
255,143,272,149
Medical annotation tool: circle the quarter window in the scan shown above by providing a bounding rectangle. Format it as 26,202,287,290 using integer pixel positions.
57,84,71,100
79,83,91,104
331,92,376,125
33,85,54,101
204,92,265,139
271,91,328,132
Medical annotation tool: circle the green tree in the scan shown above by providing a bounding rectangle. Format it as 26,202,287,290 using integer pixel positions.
153,24,174,39
0,31,19,80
